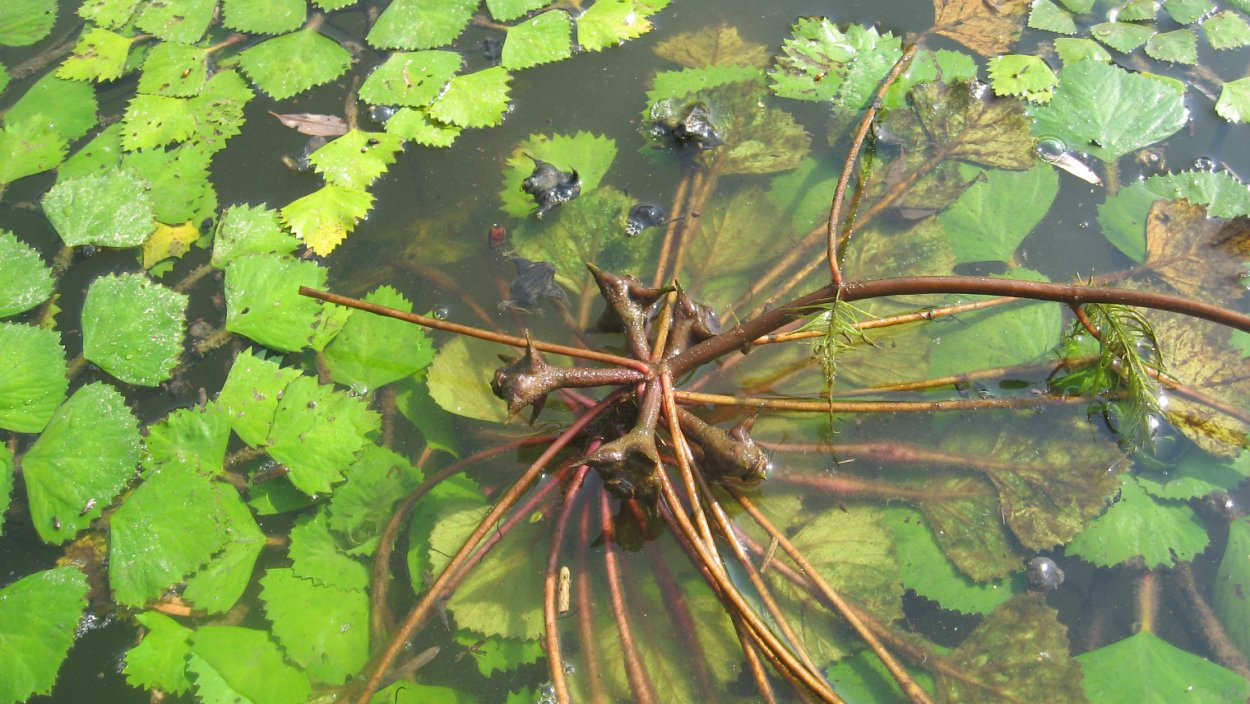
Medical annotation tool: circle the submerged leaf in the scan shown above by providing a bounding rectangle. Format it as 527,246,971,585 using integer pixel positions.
885,506,1018,614
0,323,66,433
1067,475,1208,567
931,0,1030,55
678,187,789,311
939,164,1059,263
1215,516,1250,658
1154,314,1250,457
0,567,88,704
82,273,187,386
427,336,510,422
1078,631,1250,702
652,24,770,68
886,79,1036,170
327,445,424,554
1143,199,1250,306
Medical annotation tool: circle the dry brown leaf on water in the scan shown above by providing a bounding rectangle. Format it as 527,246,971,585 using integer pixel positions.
930,0,1031,56
1153,312,1250,457
652,22,771,68
269,111,349,137
1145,199,1250,307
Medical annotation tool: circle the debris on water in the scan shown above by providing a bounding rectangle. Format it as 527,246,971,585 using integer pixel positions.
367,104,399,126
522,156,581,219
625,202,667,236
1036,137,1102,186
649,99,724,153
1026,556,1065,591
499,257,567,313
283,135,328,172
488,223,507,251
482,35,504,64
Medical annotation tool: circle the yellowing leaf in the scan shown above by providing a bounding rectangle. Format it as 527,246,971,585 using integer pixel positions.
143,221,200,268
931,0,1031,56
280,184,375,256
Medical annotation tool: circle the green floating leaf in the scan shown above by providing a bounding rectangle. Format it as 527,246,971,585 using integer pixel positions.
58,121,122,179
988,54,1058,102
78,0,141,28
1059,0,1095,12
769,18,902,109
455,630,542,677
0,323,66,434
1119,0,1158,20
487,0,546,21
239,30,352,100
137,42,209,97
499,131,618,218
288,511,370,590
122,70,254,151
1138,447,1250,499
385,107,462,146
22,382,141,542
212,203,299,268
266,377,381,495
374,682,479,704
1054,37,1113,64
42,170,154,248
121,142,212,225
1145,28,1198,64
1089,21,1155,52
0,231,52,318
0,567,88,704
327,444,424,554
1033,60,1186,163
82,273,187,386
136,0,215,43
940,164,1059,263
145,405,231,475
109,465,230,606
1217,77,1250,123
322,286,434,391
577,0,656,51
1205,10,1250,49
0,119,66,184
280,183,375,255
223,0,306,35
1067,475,1208,568
224,254,327,352
216,349,301,446
123,611,194,695
7,73,99,141
1030,0,1077,34
367,0,475,50
1143,169,1250,218
56,27,132,82
0,445,11,532
313,0,356,9
359,50,461,107
938,595,1085,702
1215,516,1250,658
1163,0,1214,23
502,10,572,69
885,506,1017,615
427,336,510,422
1079,631,1250,702
187,627,312,704
261,568,368,684
308,129,404,190
0,0,55,46
180,483,264,614
427,66,512,128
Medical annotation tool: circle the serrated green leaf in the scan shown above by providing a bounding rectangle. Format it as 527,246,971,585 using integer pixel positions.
498,131,618,218
322,286,434,391
367,0,475,50
145,405,231,475
1059,0,1095,13
308,129,404,190
1217,77,1250,123
1119,0,1158,20
123,612,194,695
212,203,299,268
189,70,254,151
78,0,141,28
1137,447,1250,499
288,511,370,589
1067,475,1208,567
1033,61,1186,162
988,54,1058,102
327,444,423,554
56,27,132,82
266,377,381,495
885,506,1017,614
136,0,215,43
313,0,356,9
1205,10,1250,49
455,630,542,677
769,19,902,110
280,183,375,255
1163,0,1214,23
501,10,572,69
359,50,461,107
260,567,368,684
1089,21,1155,52
940,164,1059,263
405,474,485,583
1145,28,1198,64
1054,37,1114,64
427,66,512,128
648,63,762,108
120,94,198,150
427,336,509,422
486,0,545,21
180,483,263,613
7,73,98,141
881,49,978,108
1144,169,1250,218
215,349,301,446
1,2,54,45
1078,631,1250,702
577,0,655,51
1030,0,1077,33
223,0,306,35
0,118,67,184
42,170,154,248
0,231,53,318
188,627,312,704
123,144,214,225
0,323,66,433
239,30,352,100
22,382,141,542
137,42,208,97
109,465,230,606
82,273,187,386
224,254,327,352
441,505,545,640
247,478,316,515
0,567,87,704
58,121,122,179
385,107,462,146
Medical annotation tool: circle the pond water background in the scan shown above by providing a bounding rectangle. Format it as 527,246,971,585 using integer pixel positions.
4,0,1250,702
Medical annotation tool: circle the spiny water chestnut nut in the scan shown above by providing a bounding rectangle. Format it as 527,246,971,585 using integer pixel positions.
625,202,666,237
521,156,580,219
499,257,567,313
649,99,724,153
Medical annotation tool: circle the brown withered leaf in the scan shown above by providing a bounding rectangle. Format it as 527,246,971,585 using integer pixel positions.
269,111,349,137
930,0,1031,57
882,80,1036,173
1145,199,1250,307
918,481,1022,582
1153,312,1250,457
652,22,771,68
937,595,1088,703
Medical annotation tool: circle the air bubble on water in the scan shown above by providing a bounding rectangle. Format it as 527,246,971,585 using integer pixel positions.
1194,156,1216,171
